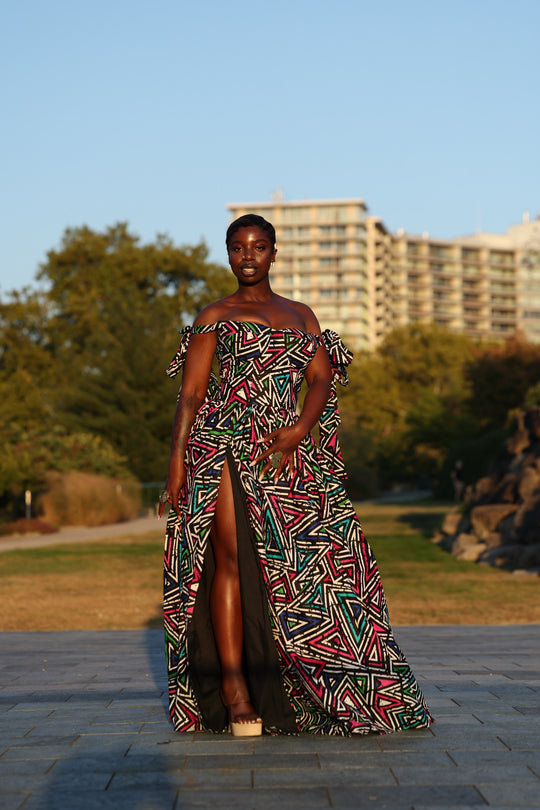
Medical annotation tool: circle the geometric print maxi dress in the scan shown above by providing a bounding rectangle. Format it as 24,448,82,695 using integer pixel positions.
164,320,433,735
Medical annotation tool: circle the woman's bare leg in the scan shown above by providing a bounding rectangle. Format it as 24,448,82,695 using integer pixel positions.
210,457,259,724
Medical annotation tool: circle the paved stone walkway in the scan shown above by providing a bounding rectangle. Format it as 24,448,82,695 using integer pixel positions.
1,626,539,809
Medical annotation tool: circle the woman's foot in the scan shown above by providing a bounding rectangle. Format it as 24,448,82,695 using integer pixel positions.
221,690,262,737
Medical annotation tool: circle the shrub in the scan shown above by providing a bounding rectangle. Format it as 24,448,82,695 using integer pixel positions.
36,471,141,527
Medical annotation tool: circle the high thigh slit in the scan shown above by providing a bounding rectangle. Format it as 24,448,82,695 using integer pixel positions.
164,320,433,735
185,449,297,732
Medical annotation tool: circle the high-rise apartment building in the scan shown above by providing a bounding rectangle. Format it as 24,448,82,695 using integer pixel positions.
391,216,540,344
227,197,540,349
227,197,384,349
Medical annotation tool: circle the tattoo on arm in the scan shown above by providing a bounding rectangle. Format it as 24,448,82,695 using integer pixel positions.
171,391,203,454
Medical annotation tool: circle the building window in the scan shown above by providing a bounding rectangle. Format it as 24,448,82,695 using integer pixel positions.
282,207,310,223
430,245,453,259
489,251,514,266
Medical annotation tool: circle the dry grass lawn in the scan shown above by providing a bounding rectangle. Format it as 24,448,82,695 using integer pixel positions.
0,531,164,631
0,501,538,631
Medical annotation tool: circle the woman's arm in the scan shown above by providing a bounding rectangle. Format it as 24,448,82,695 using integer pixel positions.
296,344,333,436
160,328,217,517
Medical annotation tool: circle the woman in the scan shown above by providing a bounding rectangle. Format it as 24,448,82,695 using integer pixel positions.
160,214,432,736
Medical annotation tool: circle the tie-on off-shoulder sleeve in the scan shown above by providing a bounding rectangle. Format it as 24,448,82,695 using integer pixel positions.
318,330,354,481
165,324,220,399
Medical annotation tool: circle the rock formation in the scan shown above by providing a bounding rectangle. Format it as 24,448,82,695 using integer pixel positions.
435,406,540,575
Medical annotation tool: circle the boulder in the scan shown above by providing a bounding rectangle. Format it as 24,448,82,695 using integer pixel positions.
517,543,540,569
506,432,530,456
441,511,465,536
438,406,540,571
455,543,487,562
470,475,498,503
484,531,503,549
509,453,529,474
523,525,540,544
438,536,455,552
451,533,479,554
470,504,518,539
513,497,540,540
521,451,539,468
517,466,540,501
480,544,525,568
498,511,518,543
506,412,530,455
430,530,444,545
492,473,518,503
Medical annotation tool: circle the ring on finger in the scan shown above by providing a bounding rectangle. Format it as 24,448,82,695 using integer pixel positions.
269,451,283,469
159,489,170,504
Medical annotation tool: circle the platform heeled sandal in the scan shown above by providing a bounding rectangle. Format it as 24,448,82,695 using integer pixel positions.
222,694,262,737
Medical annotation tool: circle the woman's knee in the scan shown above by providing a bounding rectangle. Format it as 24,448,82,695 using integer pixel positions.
213,536,240,578
212,459,240,576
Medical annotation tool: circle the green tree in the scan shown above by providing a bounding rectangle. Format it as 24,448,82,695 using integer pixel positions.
0,223,235,494
339,324,477,488
0,288,61,497
39,223,235,481
468,335,540,430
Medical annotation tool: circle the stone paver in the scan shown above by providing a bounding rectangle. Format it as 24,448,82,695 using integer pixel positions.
0,626,539,808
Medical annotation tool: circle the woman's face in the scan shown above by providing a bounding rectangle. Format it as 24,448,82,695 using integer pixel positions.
227,226,276,285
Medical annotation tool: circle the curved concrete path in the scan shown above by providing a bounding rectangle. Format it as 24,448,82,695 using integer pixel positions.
1,625,540,809
0,515,161,553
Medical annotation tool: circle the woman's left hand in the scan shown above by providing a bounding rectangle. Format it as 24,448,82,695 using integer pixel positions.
253,425,304,481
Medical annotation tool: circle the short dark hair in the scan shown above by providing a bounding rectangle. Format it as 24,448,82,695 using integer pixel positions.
226,214,276,249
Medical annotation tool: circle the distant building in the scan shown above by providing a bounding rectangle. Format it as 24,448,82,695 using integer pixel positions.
227,198,540,349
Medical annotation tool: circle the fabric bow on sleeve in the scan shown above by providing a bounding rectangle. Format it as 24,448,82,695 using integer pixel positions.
165,326,220,399
318,330,353,481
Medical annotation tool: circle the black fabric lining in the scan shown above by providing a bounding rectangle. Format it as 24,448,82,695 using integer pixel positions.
187,447,297,733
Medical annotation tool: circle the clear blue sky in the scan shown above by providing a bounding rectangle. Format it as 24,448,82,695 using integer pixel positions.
1,0,538,294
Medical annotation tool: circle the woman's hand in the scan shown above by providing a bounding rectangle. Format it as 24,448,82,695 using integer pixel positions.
253,424,304,482
158,453,186,519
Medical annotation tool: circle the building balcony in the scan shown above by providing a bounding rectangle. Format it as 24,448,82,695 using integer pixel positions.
433,305,460,316
409,308,432,320
463,324,492,337
491,313,517,324
432,281,458,292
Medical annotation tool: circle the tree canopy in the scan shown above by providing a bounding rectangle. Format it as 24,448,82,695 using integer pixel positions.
0,223,234,496
338,323,540,496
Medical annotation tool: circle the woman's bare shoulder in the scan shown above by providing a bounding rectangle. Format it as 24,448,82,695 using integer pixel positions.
192,298,234,327
285,298,323,336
